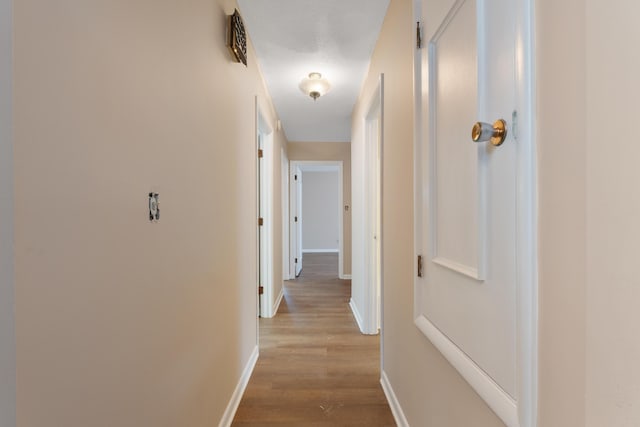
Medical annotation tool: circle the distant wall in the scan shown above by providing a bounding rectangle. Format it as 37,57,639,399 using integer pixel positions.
288,142,351,275
302,171,340,252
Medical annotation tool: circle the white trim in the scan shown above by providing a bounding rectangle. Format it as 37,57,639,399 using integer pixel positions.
360,75,384,336
340,274,352,280
514,1,538,425
349,299,368,335
302,249,339,253
272,287,284,316
218,346,259,427
432,257,481,281
380,371,410,427
254,97,260,340
414,315,518,426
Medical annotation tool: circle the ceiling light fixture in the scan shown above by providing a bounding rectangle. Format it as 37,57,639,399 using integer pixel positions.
299,72,331,101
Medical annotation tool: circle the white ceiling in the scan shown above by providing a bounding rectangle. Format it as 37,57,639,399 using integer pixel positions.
237,0,390,142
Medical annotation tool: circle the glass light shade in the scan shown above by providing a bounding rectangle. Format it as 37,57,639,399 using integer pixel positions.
299,72,331,100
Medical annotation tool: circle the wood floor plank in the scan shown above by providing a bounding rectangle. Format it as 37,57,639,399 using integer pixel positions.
232,253,395,426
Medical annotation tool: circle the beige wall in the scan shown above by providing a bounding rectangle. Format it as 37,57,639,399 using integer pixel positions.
537,0,587,424
0,0,16,425
288,141,352,275
584,1,640,425
12,0,285,425
537,0,640,425
355,0,640,426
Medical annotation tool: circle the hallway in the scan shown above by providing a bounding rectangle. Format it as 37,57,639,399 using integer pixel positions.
232,253,395,426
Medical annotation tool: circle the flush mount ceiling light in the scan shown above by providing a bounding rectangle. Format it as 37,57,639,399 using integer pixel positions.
299,72,331,101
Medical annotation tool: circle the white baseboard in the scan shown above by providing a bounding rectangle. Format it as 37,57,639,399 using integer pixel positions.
272,287,284,315
218,346,259,427
302,249,339,253
339,274,352,280
349,299,365,334
381,371,410,427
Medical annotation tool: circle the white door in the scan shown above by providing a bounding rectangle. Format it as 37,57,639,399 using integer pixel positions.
365,83,383,334
290,166,303,277
258,134,266,317
281,148,290,281
294,168,303,276
414,0,536,426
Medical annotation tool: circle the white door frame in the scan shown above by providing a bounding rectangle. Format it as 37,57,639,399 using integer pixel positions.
412,1,537,426
281,146,290,281
361,75,384,335
256,98,275,318
289,160,345,279
289,164,303,278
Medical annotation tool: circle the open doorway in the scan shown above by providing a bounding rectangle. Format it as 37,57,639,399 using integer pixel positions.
289,161,344,280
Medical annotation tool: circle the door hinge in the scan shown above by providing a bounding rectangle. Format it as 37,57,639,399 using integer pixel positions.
295,258,298,264
294,216,298,222
294,174,298,181
416,22,422,49
258,217,264,226
258,149,263,158
259,285,264,295
417,255,423,277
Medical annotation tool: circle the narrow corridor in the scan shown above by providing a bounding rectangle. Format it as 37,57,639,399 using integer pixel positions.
232,253,395,426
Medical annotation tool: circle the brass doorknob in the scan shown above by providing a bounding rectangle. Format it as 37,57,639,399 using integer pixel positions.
471,119,507,146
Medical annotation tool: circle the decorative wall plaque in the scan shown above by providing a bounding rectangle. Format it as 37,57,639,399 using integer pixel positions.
227,9,247,66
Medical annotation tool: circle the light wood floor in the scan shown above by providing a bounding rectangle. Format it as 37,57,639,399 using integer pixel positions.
232,253,396,426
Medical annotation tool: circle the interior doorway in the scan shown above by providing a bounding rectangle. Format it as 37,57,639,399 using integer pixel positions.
289,161,344,280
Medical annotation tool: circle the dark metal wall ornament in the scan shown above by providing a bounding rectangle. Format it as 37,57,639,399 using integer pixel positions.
227,9,247,66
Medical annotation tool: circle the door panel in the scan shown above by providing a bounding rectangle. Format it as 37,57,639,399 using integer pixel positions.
431,0,481,278
424,0,516,397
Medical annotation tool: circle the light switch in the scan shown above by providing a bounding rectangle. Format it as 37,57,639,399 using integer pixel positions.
149,193,160,221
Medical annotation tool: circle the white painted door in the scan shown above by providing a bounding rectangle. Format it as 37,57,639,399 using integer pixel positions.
281,148,290,281
295,168,303,276
414,0,535,426
290,166,303,277
258,134,266,317
365,86,383,334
